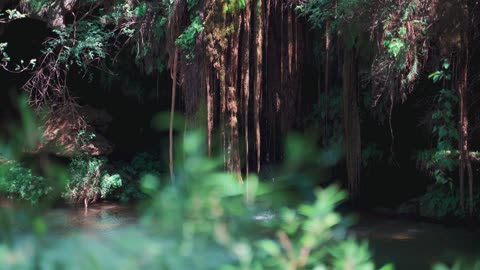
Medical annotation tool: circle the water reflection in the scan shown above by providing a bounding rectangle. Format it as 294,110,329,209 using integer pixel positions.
5,201,480,269
352,213,480,270
45,202,137,232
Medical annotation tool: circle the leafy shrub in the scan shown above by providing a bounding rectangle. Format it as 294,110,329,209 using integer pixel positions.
420,184,459,218
66,156,103,204
137,131,386,269
118,181,143,202
121,152,163,177
66,156,123,205
113,152,164,202
417,60,458,184
420,184,480,218
0,152,147,206
232,186,382,270
0,130,477,269
100,173,123,199
0,162,52,204
47,20,114,71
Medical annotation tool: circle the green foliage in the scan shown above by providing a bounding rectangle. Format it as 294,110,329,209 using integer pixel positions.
134,2,149,17
367,0,428,104
117,180,143,202
295,0,367,30
66,156,123,203
418,60,458,184
329,239,377,270
10,130,378,269
0,162,53,204
100,173,123,198
428,61,451,83
175,16,204,60
420,184,480,218
0,42,8,62
26,1,148,88
0,9,26,20
144,0,175,36
223,0,246,14
382,0,426,61
420,184,461,218
114,152,163,202
23,0,51,12
107,2,135,28
66,156,104,203
122,152,163,177
153,14,168,40
304,90,343,146
0,96,52,205
383,37,405,59
0,41,37,71
75,129,97,148
2,95,44,155
131,130,378,269
46,20,114,72
1,127,478,269
187,0,200,11
234,186,380,270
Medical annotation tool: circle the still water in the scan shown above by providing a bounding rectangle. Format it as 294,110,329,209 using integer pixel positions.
352,213,480,269
4,202,480,269
45,202,138,232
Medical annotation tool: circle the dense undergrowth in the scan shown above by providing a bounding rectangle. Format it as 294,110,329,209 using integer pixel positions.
0,152,160,205
1,0,480,267
1,106,479,269
1,0,480,220
1,129,478,269
0,161,52,204
0,110,384,268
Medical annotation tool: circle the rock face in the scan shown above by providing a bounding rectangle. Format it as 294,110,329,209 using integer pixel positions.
12,0,122,28
36,106,113,157
16,0,77,28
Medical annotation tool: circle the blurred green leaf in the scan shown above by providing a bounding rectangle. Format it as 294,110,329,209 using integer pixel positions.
33,217,47,235
379,263,395,270
151,112,185,132
141,173,160,195
257,240,281,256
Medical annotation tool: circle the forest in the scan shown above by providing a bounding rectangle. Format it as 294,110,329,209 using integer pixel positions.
0,0,480,269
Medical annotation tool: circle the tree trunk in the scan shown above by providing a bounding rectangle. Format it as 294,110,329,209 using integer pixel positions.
324,21,331,146
242,1,251,179
457,0,473,215
342,46,361,202
254,0,263,174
